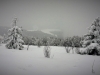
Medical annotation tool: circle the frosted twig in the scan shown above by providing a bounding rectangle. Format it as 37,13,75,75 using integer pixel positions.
92,59,95,74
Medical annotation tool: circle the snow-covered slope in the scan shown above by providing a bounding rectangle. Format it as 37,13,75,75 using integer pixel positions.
0,44,100,75
25,29,63,38
41,29,61,37
0,26,63,38
23,30,55,38
27,29,62,38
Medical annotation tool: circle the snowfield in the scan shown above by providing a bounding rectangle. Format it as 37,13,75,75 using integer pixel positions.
0,44,100,75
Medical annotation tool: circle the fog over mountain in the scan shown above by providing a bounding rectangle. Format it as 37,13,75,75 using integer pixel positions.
0,0,100,37
0,26,63,38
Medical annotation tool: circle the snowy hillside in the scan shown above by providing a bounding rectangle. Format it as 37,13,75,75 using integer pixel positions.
0,44,100,75
41,29,62,37
0,26,63,38
26,29,63,38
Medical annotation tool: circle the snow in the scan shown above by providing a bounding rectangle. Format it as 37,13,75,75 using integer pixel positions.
87,43,99,49
6,25,24,50
79,48,87,54
27,29,61,37
41,29,61,37
0,44,100,75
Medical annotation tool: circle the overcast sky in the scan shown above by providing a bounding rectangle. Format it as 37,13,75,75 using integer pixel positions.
0,0,100,37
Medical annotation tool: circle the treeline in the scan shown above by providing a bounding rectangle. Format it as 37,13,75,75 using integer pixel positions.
23,36,84,47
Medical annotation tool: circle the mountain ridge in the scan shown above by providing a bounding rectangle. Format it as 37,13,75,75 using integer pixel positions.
0,26,63,38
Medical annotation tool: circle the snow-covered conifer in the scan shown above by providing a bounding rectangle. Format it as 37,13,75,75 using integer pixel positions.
5,18,24,50
82,17,100,55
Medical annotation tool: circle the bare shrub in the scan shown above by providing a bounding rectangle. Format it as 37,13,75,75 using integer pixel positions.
92,60,95,73
44,46,51,58
65,47,69,53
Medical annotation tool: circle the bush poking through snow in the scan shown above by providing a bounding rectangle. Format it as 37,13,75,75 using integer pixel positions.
65,47,80,54
44,41,51,58
65,47,70,53
44,46,51,58
92,60,95,73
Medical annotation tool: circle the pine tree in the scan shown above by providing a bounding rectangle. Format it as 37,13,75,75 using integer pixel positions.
82,17,100,55
5,18,24,50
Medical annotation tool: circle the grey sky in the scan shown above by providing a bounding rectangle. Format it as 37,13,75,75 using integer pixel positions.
0,0,100,37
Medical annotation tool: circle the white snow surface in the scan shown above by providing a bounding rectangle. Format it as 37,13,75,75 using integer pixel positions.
27,29,61,37
41,29,61,37
0,44,100,75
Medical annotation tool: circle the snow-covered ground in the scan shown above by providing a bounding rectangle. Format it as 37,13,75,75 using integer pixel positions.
0,44,100,75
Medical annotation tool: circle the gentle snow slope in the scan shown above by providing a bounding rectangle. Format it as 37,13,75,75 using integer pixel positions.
0,44,100,75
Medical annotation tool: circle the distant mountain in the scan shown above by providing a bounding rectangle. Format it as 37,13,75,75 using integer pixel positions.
41,29,63,38
0,26,63,38
50,31,63,38
23,30,56,38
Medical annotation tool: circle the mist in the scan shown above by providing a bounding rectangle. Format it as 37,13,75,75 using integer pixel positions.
0,0,100,37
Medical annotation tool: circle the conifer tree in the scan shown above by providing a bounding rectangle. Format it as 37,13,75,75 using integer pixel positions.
82,17,100,55
6,18,24,50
